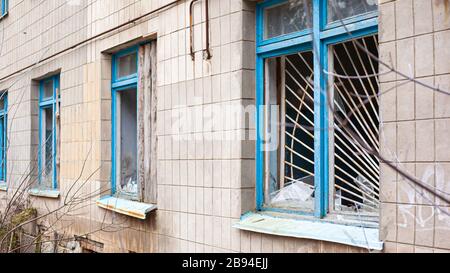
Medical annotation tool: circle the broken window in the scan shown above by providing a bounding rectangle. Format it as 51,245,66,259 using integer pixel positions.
115,87,138,198
41,108,53,182
38,76,60,189
331,35,379,217
0,92,7,183
256,0,378,223
264,0,312,40
327,0,378,23
111,43,157,204
264,52,315,212
113,49,139,200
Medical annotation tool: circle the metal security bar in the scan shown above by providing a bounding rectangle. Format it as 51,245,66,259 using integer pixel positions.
331,35,380,215
265,51,316,212
283,52,315,186
39,130,54,189
265,36,379,217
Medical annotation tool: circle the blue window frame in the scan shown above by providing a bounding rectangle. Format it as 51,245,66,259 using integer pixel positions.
1,0,8,18
0,92,7,184
111,47,139,201
38,75,60,189
256,0,378,219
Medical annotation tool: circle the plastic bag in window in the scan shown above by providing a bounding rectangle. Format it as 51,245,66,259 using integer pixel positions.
270,178,315,207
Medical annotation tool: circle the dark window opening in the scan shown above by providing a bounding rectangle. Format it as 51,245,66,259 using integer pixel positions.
332,35,380,216
264,51,315,212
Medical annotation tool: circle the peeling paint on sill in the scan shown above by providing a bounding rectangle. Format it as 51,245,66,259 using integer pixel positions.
233,212,384,251
96,196,157,220
29,188,60,199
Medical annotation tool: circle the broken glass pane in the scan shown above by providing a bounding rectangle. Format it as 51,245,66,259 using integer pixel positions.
327,0,378,23
41,107,54,188
115,88,138,199
332,35,380,215
264,51,315,212
117,52,137,79
264,0,312,40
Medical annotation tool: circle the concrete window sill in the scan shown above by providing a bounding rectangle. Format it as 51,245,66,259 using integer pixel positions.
0,183,7,192
29,188,61,199
233,212,384,251
96,196,157,220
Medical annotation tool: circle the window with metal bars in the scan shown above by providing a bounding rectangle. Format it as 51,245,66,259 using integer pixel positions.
0,91,7,186
256,0,379,224
37,75,60,190
263,52,316,213
331,36,380,218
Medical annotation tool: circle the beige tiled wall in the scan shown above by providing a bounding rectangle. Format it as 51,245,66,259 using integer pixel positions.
2,0,448,253
379,0,450,253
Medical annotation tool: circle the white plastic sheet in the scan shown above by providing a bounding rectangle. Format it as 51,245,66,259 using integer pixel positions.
270,178,315,208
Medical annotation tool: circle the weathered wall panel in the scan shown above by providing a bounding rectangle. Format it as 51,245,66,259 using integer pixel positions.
0,0,448,253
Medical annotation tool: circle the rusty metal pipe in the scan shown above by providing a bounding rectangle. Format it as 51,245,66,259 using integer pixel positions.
189,0,212,61
204,0,212,60
189,0,200,60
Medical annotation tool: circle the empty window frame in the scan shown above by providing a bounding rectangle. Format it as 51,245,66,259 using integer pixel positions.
256,0,379,222
263,51,316,212
0,92,7,184
112,47,142,202
38,75,60,189
0,0,8,17
331,36,380,217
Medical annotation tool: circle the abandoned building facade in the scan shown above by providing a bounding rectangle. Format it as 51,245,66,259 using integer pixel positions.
0,0,449,253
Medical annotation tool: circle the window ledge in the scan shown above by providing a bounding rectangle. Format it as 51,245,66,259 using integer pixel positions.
29,188,60,199
96,196,157,220
233,212,384,251
0,183,6,192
